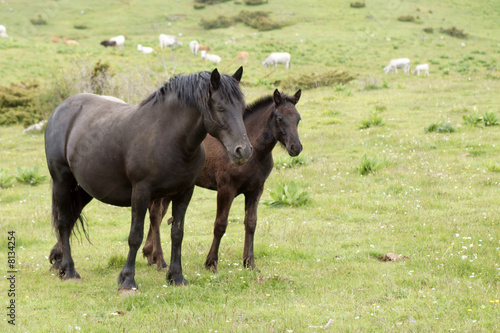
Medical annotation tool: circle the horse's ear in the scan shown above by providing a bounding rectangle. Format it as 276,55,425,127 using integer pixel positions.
293,89,301,105
210,68,221,90
273,89,282,105
232,66,243,83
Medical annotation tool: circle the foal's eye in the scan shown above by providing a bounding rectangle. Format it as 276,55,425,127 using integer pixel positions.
277,116,283,123
217,107,225,112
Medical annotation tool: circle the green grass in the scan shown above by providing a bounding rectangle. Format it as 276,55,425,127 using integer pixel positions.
0,0,499,332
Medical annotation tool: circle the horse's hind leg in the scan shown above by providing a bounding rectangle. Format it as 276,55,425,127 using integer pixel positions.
204,188,236,272
49,172,92,279
143,198,170,270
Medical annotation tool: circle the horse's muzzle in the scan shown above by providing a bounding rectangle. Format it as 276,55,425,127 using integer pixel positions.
230,144,253,166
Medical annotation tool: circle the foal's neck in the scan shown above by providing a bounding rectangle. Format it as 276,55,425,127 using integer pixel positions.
245,103,277,156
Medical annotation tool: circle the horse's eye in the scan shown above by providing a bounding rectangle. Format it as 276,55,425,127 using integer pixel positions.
217,107,225,112
277,116,283,123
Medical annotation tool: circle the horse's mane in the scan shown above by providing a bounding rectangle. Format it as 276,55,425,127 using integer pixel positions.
139,71,244,109
244,92,294,119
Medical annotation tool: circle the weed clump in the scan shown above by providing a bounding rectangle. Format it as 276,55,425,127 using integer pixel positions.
200,15,234,30
280,70,356,90
440,26,468,39
262,181,310,207
425,121,456,133
275,155,307,169
30,15,47,25
398,15,415,22
482,111,499,126
423,27,434,33
359,110,383,129
356,154,391,175
236,10,288,31
350,2,366,8
15,166,47,186
244,0,267,5
0,169,14,188
74,24,88,29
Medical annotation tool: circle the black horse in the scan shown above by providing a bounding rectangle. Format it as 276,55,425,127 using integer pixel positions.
143,89,302,272
45,68,252,291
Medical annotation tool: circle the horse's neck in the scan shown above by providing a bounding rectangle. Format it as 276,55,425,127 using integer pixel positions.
246,103,277,157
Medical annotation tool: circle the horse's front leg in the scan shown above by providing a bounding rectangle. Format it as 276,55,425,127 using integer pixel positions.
118,186,150,291
167,186,195,286
242,187,264,270
204,188,236,272
143,198,170,270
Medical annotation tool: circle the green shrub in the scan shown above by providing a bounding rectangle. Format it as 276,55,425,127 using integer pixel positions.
236,10,288,31
0,81,43,126
281,70,356,90
423,27,434,33
244,0,267,5
15,166,47,186
356,155,391,175
482,111,499,126
359,110,383,129
425,121,456,133
30,15,47,25
0,169,14,189
350,2,366,8
440,26,468,39
262,181,310,207
200,15,234,29
74,24,88,29
274,155,307,169
194,3,205,9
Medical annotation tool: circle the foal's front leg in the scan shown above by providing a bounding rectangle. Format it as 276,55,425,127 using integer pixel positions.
204,188,236,272
242,187,264,270
167,186,195,286
118,187,149,291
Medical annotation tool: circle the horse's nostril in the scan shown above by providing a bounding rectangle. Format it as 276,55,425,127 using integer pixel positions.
235,146,243,158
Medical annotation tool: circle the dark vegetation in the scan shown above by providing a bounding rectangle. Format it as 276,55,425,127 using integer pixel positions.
0,82,43,126
423,27,434,33
280,70,356,90
200,10,291,31
398,15,416,22
440,26,468,39
30,15,47,25
350,2,366,8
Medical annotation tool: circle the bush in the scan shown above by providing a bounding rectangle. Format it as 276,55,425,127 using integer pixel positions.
398,15,415,22
0,81,43,126
74,24,88,29
281,70,356,90
440,26,468,39
423,27,434,33
350,2,366,8
236,10,288,31
30,15,47,25
261,181,310,207
200,15,234,29
244,0,267,5
16,166,47,186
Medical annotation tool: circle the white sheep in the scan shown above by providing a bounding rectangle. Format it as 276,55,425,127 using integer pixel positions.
413,64,429,76
262,52,291,69
189,40,199,55
0,25,8,38
137,44,154,54
384,58,410,74
23,120,47,134
101,35,125,49
159,34,182,49
200,50,221,63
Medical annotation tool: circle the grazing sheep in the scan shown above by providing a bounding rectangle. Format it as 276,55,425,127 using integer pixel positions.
189,40,199,55
235,51,249,64
198,44,212,52
0,25,8,38
63,37,79,46
50,36,60,43
262,52,291,69
384,58,410,74
23,120,47,134
159,34,182,49
200,50,221,64
413,64,429,76
101,35,125,49
137,44,154,54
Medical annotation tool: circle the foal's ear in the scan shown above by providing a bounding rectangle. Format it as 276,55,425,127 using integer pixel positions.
210,68,221,89
292,89,301,105
273,89,282,105
232,66,243,83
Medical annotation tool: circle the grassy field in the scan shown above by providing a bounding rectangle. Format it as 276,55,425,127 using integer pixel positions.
1,0,499,332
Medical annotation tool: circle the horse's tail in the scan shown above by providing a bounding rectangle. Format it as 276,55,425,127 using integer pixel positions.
50,179,91,246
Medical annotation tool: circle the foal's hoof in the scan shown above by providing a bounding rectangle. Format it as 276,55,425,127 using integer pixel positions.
167,274,188,286
50,260,62,271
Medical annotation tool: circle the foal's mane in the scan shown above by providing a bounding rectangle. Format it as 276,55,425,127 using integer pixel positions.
139,71,244,109
244,92,295,119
